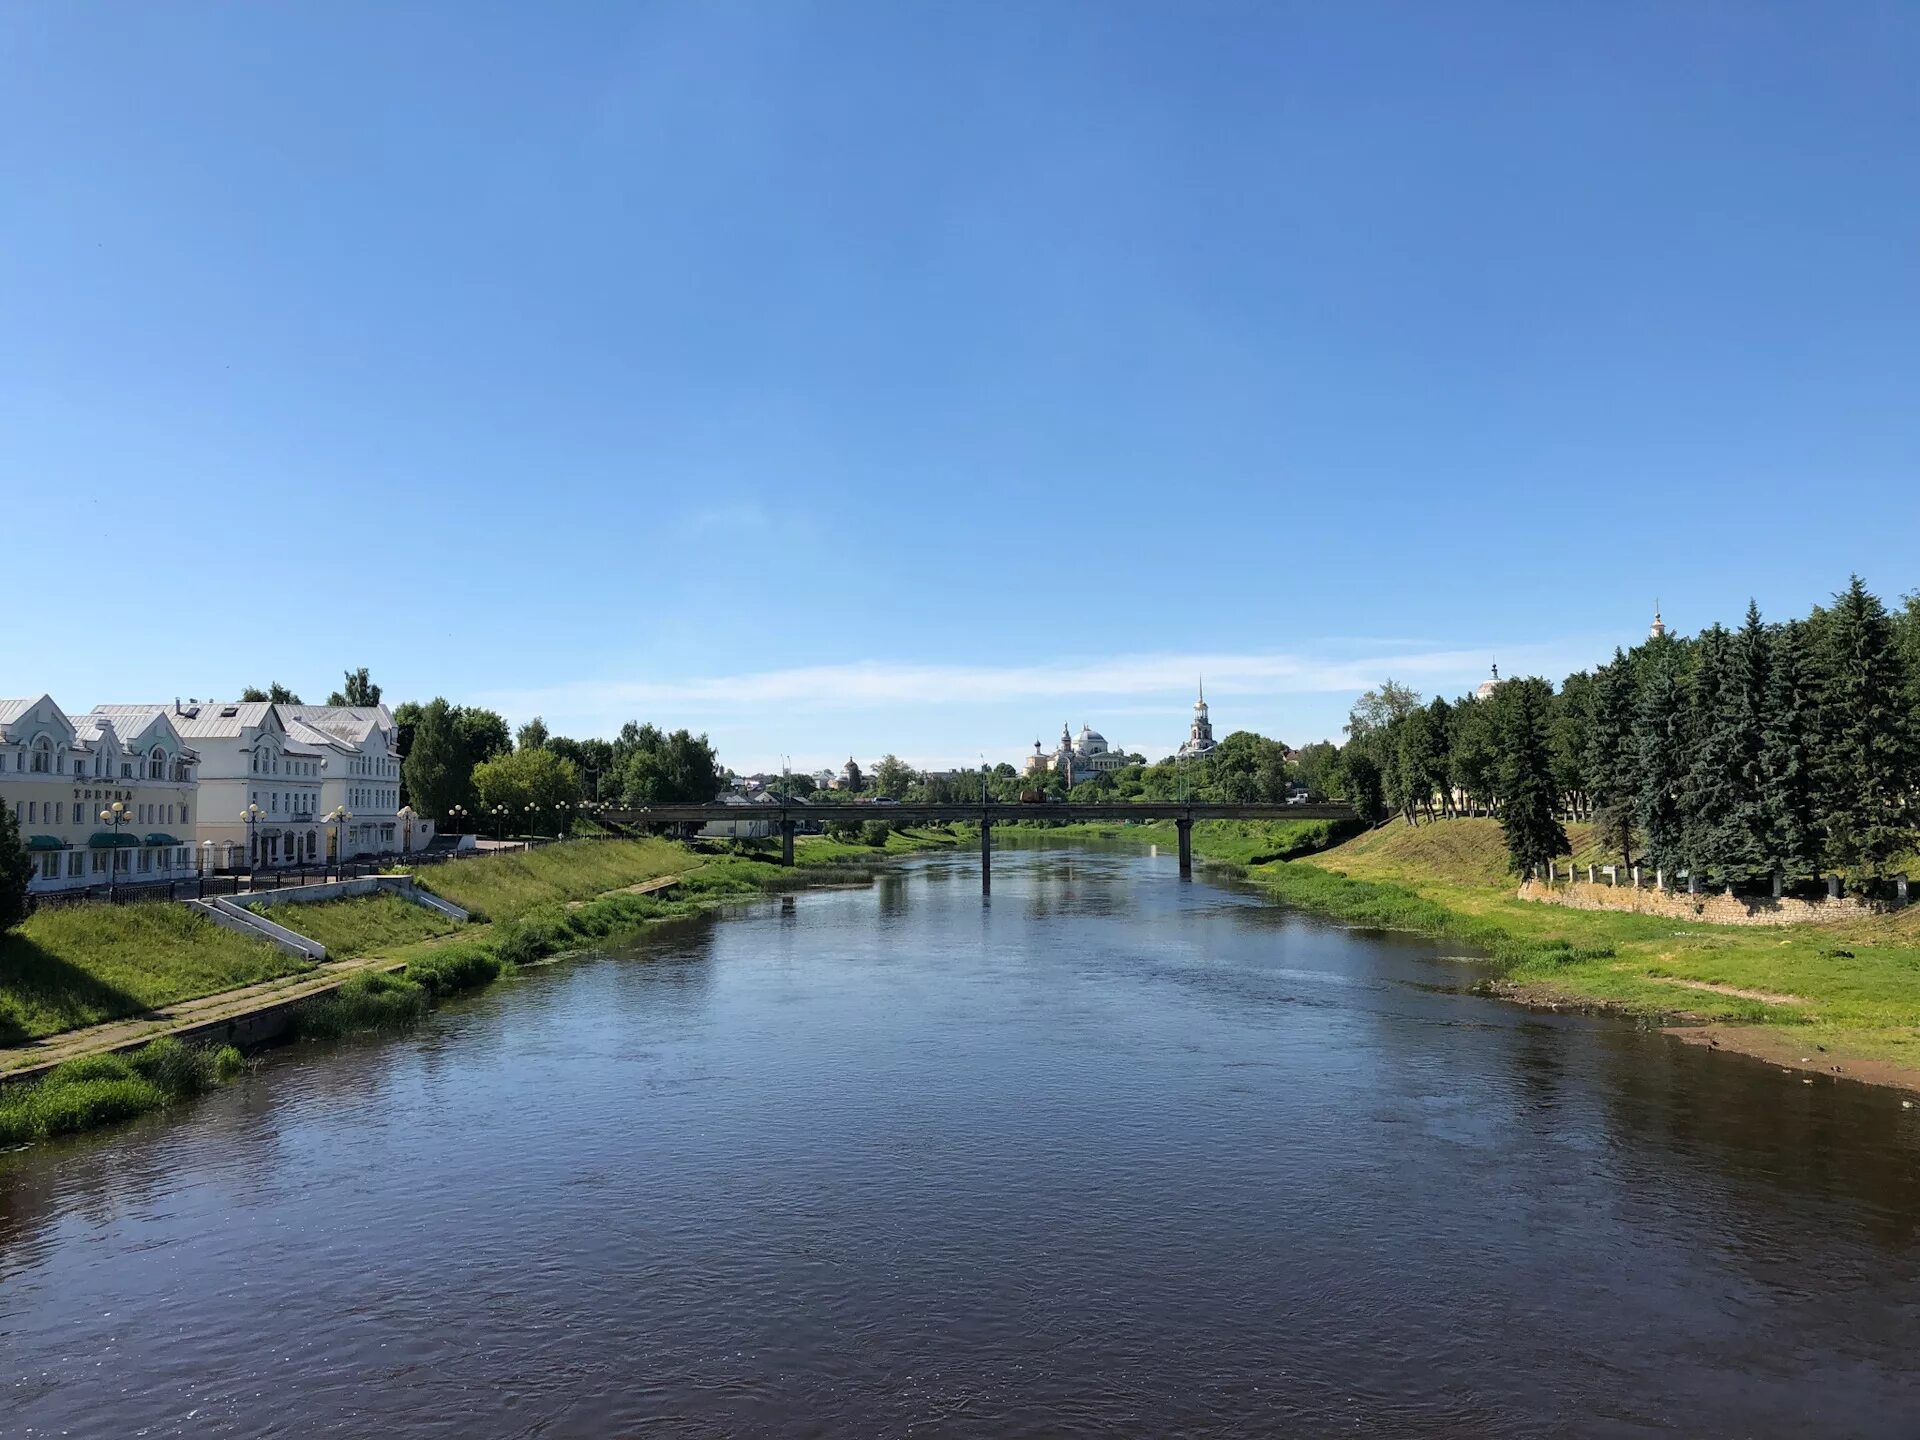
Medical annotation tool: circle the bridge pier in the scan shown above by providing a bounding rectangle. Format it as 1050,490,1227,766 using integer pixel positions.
980,816,992,895
1176,817,1193,880
780,818,795,867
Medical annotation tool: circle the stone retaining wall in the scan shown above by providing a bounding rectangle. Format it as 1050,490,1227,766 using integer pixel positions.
1517,878,1879,926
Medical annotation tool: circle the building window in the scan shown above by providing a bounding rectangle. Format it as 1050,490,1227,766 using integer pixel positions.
182,805,190,826
148,747,165,779
30,737,52,773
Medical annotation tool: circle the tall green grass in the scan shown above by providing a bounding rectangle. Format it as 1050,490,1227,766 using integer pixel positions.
292,970,430,1039
0,1037,245,1145
254,894,462,957
1,903,305,1044
410,838,690,922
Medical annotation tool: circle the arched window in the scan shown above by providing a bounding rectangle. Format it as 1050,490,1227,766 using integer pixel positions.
149,746,166,780
30,736,52,773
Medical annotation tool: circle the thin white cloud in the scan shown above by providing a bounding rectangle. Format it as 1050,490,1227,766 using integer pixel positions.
477,637,1609,738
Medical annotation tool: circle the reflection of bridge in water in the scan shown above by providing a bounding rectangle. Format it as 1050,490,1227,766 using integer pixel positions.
597,802,1355,894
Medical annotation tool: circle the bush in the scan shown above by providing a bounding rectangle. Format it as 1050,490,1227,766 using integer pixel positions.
494,906,574,966
405,943,502,995
213,1045,247,1080
824,819,861,843
128,1036,221,1097
861,820,892,848
294,970,428,1039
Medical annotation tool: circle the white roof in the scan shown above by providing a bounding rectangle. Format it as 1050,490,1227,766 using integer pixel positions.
144,701,277,738
278,704,395,745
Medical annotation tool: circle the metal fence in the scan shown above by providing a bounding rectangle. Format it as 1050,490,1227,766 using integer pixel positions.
23,835,581,913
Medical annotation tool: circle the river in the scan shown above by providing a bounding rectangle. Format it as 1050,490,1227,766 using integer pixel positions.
4,842,1919,1437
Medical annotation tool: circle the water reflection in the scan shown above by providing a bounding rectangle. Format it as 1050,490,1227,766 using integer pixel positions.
2,846,1917,1438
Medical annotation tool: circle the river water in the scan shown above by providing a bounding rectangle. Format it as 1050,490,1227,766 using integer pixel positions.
4,843,1919,1438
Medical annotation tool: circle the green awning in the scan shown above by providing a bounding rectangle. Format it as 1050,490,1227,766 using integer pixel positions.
88,832,141,849
144,833,182,846
26,835,67,852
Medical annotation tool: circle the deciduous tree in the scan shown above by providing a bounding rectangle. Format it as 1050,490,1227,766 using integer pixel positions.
327,668,381,707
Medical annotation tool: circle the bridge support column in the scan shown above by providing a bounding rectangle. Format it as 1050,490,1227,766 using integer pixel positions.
980,817,992,896
780,819,795,867
1177,818,1193,880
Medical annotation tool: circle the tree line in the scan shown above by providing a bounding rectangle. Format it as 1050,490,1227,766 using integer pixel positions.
1338,577,1920,888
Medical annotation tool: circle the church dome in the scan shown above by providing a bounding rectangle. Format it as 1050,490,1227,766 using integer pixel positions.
1076,725,1108,753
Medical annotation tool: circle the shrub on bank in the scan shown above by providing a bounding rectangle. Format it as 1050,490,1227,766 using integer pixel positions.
404,943,502,996
293,970,429,1039
0,1037,233,1145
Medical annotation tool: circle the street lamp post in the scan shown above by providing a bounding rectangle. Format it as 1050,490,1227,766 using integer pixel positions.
99,799,131,902
240,802,265,877
447,804,467,839
527,802,542,846
489,804,507,842
324,806,351,875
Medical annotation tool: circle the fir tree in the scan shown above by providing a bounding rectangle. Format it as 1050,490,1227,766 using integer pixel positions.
1722,602,1775,884
1634,636,1688,877
1497,677,1569,876
1680,624,1738,883
1680,612,1772,887
1552,671,1596,818
1814,576,1917,879
1762,618,1820,881
1584,649,1638,869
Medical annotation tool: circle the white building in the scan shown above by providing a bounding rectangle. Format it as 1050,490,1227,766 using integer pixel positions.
1,695,200,892
280,704,425,858
126,700,329,868
1177,681,1217,759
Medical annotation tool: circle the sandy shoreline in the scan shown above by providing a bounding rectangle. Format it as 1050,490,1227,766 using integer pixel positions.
1490,978,1920,1097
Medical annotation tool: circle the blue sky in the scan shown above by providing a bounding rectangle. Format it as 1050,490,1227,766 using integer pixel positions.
4,3,1916,772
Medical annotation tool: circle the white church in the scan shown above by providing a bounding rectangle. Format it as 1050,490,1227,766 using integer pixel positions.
1026,723,1131,786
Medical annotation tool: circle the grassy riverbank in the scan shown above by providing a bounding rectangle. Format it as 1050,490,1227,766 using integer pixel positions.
0,905,307,1045
1233,820,1920,1087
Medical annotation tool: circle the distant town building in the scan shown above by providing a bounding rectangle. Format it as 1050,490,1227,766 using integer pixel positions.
1474,663,1504,701
1649,603,1668,641
1177,681,1217,759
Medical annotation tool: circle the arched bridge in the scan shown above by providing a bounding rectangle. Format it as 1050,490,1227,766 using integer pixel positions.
595,801,1354,893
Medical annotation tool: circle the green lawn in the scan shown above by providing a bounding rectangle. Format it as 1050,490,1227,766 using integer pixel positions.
1244,818,1920,1071
254,894,466,958
0,904,305,1044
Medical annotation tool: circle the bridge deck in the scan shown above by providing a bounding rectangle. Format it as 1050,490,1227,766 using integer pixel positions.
598,802,1352,825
